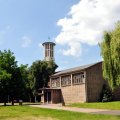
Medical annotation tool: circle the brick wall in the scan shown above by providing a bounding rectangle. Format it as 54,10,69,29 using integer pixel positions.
86,62,105,102
113,87,120,101
51,90,61,103
49,62,120,103
61,84,86,104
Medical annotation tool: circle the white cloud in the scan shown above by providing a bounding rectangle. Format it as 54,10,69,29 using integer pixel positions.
21,36,32,48
55,0,120,57
62,42,82,57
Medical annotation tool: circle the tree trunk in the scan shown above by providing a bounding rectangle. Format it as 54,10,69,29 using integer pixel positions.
4,102,7,106
12,99,14,106
29,94,31,102
35,96,36,103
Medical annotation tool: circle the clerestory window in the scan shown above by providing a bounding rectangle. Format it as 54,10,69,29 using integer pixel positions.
72,72,85,85
61,75,71,86
51,77,60,88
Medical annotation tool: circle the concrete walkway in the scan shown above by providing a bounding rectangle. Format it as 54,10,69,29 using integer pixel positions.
29,104,120,116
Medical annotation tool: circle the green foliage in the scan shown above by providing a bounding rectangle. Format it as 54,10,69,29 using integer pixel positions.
100,22,120,89
0,70,11,80
28,60,58,96
100,84,113,102
0,49,58,103
0,69,11,103
0,50,28,104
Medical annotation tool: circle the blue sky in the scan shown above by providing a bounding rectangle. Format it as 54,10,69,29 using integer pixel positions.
0,0,120,70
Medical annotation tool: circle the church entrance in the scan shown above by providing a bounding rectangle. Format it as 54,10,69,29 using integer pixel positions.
44,91,51,103
39,88,61,104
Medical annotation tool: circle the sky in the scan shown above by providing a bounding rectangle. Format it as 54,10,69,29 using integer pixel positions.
0,0,120,71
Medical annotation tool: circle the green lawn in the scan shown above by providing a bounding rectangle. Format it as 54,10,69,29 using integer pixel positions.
0,106,120,120
69,101,120,110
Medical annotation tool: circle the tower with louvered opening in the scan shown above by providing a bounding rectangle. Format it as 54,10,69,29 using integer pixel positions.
42,42,55,61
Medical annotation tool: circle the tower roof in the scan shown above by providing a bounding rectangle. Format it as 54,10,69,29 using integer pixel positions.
42,42,56,46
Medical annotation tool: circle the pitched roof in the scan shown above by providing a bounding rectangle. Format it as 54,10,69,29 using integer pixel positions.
51,61,102,77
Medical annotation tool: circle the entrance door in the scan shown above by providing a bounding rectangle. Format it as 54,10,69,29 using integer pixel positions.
48,92,51,103
44,92,47,103
44,91,51,103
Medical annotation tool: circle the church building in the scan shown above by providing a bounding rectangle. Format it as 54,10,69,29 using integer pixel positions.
39,41,120,104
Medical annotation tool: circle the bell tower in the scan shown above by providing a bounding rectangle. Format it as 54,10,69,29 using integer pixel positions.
42,42,56,61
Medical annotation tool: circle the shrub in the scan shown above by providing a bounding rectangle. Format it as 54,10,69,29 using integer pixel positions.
100,84,113,102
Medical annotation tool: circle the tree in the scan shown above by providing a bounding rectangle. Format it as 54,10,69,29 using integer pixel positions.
0,70,11,105
28,60,58,102
0,50,17,105
0,50,28,105
100,22,120,89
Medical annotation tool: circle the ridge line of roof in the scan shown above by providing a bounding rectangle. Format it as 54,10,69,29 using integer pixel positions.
51,61,102,76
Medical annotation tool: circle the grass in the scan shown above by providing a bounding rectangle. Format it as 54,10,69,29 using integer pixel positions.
0,106,120,120
69,101,120,110
0,102,41,106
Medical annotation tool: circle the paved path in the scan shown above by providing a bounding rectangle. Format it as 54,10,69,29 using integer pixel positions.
29,104,120,116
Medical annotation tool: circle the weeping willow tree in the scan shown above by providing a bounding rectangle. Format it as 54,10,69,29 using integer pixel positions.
100,22,120,90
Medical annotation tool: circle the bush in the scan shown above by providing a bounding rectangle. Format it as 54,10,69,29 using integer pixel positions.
100,84,113,102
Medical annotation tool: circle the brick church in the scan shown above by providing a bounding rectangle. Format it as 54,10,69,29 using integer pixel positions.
39,42,120,104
